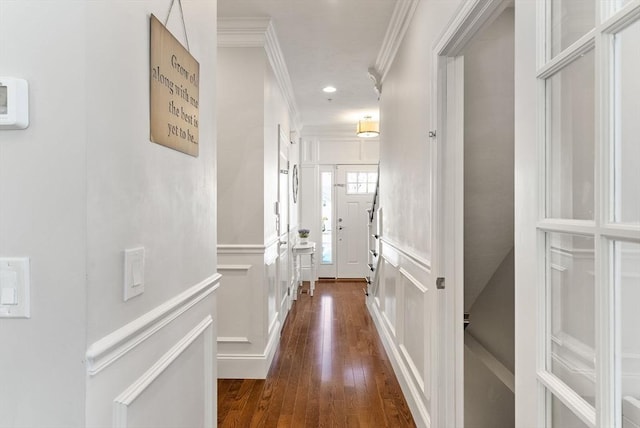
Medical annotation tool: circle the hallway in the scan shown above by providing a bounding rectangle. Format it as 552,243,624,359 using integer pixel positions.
217,280,416,427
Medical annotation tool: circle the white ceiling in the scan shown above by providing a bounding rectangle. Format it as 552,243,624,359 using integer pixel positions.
218,0,399,134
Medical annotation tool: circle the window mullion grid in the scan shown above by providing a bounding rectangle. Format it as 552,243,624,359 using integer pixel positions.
538,370,597,427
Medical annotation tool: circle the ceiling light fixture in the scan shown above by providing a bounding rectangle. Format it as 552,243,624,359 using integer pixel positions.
356,116,379,138
322,86,337,93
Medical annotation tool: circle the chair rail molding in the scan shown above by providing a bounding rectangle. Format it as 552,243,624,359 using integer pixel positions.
380,236,431,272
85,273,221,376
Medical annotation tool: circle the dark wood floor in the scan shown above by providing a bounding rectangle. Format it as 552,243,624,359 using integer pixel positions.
218,280,416,427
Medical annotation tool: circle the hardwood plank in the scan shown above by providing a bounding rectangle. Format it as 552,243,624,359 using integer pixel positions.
217,280,416,427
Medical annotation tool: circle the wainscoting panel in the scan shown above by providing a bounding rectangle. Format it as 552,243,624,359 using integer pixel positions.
367,238,432,428
400,267,427,395
382,257,398,337
113,318,214,428
216,241,288,379
85,275,218,427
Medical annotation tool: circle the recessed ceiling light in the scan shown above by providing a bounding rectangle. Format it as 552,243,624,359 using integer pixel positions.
322,86,337,93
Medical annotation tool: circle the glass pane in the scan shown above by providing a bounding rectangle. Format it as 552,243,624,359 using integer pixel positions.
358,172,368,183
614,19,640,224
549,393,590,428
346,172,357,183
320,172,333,264
368,183,376,193
368,172,377,183
547,49,595,220
550,0,595,58
346,184,358,194
547,232,595,405
617,241,640,425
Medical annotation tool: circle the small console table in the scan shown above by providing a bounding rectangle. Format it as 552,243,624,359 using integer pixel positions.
292,241,316,299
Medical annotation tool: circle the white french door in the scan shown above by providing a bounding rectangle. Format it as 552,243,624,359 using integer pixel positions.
521,1,640,426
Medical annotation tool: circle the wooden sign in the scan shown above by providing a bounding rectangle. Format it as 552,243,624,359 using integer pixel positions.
150,14,200,157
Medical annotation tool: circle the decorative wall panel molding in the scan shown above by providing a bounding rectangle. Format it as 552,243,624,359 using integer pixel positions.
400,344,426,393
381,237,431,272
86,274,221,376
218,317,281,379
217,336,251,344
218,264,252,271
367,298,431,427
400,267,428,293
218,244,269,255
112,317,214,428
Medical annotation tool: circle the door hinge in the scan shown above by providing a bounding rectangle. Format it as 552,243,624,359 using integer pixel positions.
436,277,445,289
280,169,289,174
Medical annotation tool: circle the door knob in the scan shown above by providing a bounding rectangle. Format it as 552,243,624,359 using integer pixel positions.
339,226,343,230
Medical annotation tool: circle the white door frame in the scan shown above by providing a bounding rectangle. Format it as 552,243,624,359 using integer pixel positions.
432,0,512,425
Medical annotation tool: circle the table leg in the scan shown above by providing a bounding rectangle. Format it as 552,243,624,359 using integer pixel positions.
292,253,299,301
310,252,315,297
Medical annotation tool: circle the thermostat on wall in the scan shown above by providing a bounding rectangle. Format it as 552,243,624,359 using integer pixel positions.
0,77,29,130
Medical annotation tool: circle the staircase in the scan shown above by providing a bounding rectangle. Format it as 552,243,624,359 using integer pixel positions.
365,164,381,297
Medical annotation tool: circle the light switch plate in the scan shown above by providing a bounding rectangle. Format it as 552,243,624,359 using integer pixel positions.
124,247,145,301
0,257,30,318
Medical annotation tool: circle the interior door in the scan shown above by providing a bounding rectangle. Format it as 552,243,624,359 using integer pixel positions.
514,2,640,426
335,164,377,278
277,126,292,317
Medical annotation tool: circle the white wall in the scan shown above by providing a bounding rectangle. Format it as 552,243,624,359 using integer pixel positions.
0,1,218,426
0,2,87,425
216,34,294,378
264,63,291,243
379,0,463,259
463,8,515,311
464,346,515,428
217,47,265,245
461,10,515,426
368,1,464,425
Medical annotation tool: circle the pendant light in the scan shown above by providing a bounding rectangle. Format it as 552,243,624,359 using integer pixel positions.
356,116,379,138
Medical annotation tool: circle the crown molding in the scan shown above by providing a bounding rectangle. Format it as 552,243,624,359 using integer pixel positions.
372,0,420,88
218,18,302,132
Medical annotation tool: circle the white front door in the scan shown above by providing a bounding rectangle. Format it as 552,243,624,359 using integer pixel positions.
515,2,640,426
277,125,292,317
335,165,377,278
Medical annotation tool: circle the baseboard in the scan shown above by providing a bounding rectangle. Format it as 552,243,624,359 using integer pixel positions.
367,296,431,428
217,318,281,379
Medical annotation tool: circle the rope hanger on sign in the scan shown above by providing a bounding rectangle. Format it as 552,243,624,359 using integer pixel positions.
164,0,191,52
